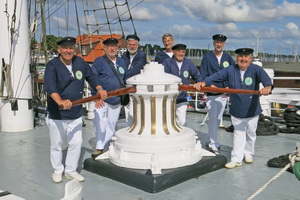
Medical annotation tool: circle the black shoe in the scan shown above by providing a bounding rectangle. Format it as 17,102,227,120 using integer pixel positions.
91,149,104,158
225,125,234,132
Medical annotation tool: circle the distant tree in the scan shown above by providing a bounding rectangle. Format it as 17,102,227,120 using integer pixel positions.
142,44,154,55
40,35,62,52
153,44,161,50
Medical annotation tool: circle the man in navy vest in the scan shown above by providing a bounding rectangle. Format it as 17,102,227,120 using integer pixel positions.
44,36,107,183
200,34,235,155
155,33,174,64
195,48,273,169
163,43,204,126
121,34,147,125
91,38,127,158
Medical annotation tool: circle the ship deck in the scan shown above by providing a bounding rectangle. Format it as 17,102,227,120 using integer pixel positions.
0,111,299,200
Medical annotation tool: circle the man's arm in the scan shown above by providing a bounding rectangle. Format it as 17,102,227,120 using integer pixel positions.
50,93,72,110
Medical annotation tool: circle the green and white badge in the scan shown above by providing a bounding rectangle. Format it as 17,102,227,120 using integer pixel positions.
223,61,229,68
244,77,253,86
75,70,83,80
183,71,189,78
118,67,125,74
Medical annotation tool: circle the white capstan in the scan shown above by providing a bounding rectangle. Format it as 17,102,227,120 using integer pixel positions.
104,62,212,174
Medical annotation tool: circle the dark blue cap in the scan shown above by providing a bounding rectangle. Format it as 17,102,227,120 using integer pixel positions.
57,37,76,46
126,34,140,41
235,48,254,55
212,34,227,41
103,38,119,45
172,43,187,50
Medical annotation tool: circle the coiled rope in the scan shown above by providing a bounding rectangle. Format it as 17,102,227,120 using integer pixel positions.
247,143,300,200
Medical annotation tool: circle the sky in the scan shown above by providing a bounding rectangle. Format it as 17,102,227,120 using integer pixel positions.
32,0,300,56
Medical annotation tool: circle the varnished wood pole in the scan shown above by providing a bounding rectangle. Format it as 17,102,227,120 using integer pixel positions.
72,86,137,106
178,85,261,95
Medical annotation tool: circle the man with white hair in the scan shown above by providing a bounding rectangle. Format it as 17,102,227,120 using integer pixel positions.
195,48,273,169
122,34,147,80
155,33,175,64
121,34,147,124
44,36,107,183
163,43,204,126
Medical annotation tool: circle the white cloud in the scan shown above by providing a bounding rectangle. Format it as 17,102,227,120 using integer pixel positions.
132,7,157,21
34,0,300,55
285,22,300,38
154,5,173,17
177,0,300,23
279,1,300,17
216,23,239,32
286,22,299,30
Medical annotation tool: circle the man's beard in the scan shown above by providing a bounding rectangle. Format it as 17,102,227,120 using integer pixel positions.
128,48,138,55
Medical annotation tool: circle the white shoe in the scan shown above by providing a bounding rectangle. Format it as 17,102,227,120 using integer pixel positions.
244,157,253,164
64,172,85,182
52,172,63,183
225,161,242,169
210,146,220,155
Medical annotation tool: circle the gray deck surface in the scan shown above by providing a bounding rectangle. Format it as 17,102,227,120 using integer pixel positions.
0,112,299,200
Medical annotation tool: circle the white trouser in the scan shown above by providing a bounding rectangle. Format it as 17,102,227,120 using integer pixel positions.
230,115,259,162
176,102,188,126
206,95,228,148
93,103,121,150
46,117,83,174
124,98,133,126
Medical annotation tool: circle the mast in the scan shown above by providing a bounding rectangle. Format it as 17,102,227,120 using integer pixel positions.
40,0,48,64
0,0,33,132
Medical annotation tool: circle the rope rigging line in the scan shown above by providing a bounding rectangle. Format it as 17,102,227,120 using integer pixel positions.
47,0,51,34
91,0,101,38
1,0,17,100
4,1,10,42
74,0,82,55
247,144,300,200
115,1,127,6
56,3,60,36
80,0,102,61
83,0,142,36
102,0,112,35
43,0,61,14
37,0,70,28
114,0,125,38
88,4,115,11
9,0,17,66
64,0,70,35
1,0,33,104
125,0,137,35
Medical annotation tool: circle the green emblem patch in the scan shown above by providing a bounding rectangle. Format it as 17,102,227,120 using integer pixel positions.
183,71,189,78
244,77,253,86
75,71,83,80
119,67,125,74
223,61,229,68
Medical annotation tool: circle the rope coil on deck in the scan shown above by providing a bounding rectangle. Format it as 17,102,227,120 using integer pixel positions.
247,143,300,200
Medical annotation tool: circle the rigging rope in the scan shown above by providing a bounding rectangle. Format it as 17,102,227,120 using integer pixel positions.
37,0,70,28
1,0,17,100
74,0,82,55
125,0,137,35
64,0,69,35
114,0,125,37
83,0,142,36
102,0,112,35
247,143,300,200
81,0,95,61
